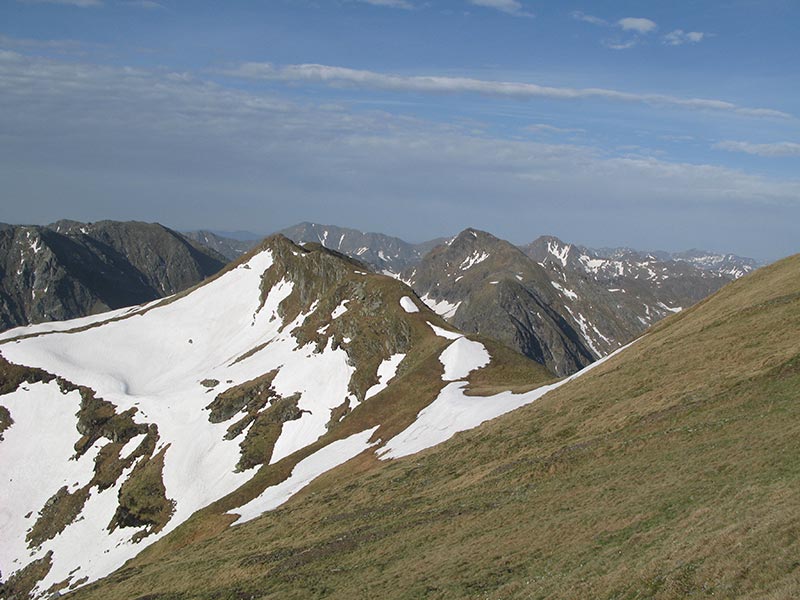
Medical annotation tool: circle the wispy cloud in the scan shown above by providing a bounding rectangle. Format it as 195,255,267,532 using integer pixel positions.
617,17,657,34
0,33,90,54
223,62,791,119
570,11,607,26
663,29,705,46
525,123,585,135
573,12,658,50
17,0,103,6
604,39,638,50
467,0,533,17
124,0,164,8
354,0,414,9
714,140,800,157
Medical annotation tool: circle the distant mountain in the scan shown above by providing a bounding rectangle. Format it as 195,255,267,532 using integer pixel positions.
521,235,733,343
588,246,758,280
278,222,443,275
0,221,226,332
668,249,759,278
182,230,259,261
405,231,744,375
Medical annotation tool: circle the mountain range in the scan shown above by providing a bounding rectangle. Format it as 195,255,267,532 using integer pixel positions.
0,229,796,599
0,220,757,380
273,223,755,375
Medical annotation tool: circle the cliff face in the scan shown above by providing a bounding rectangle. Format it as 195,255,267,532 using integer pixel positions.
0,221,227,331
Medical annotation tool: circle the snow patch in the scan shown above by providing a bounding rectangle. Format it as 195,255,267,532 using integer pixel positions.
657,302,682,314
551,281,578,301
547,241,570,267
564,305,602,357
331,300,349,319
400,296,419,313
427,322,462,340
459,251,490,270
439,338,490,381
420,294,461,319
365,354,406,400
379,340,637,460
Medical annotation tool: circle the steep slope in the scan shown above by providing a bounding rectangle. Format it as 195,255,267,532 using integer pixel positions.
0,235,554,599
279,222,443,275
63,253,800,600
182,230,258,261
406,228,596,376
0,221,226,331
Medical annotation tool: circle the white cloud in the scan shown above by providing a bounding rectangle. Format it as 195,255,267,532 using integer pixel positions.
573,13,657,49
663,29,705,46
617,17,657,34
17,0,103,6
223,61,791,119
467,0,533,17
355,0,413,8
714,140,800,157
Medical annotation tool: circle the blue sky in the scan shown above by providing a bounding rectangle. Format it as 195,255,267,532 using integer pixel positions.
1,0,798,261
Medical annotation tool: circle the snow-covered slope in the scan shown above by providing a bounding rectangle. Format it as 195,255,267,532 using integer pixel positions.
0,234,566,599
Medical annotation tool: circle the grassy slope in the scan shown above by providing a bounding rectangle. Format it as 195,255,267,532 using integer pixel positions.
70,255,800,600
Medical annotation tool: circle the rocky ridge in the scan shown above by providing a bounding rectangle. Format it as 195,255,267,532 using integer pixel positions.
0,221,226,332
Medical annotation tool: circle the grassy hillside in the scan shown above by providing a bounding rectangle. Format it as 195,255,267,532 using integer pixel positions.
70,255,800,599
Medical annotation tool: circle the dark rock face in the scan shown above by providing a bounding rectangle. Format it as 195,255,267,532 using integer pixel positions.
0,221,227,331
404,228,596,376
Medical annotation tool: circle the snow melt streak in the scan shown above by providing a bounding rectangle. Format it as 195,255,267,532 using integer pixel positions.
232,427,380,524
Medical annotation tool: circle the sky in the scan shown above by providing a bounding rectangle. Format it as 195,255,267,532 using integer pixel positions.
0,0,798,261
